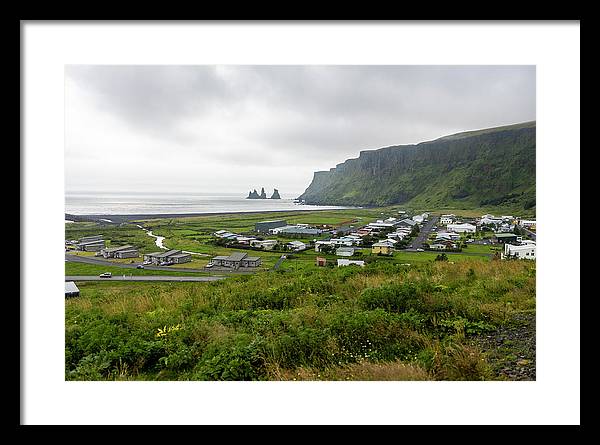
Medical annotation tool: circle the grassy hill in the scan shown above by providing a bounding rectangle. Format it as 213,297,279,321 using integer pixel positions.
298,121,536,213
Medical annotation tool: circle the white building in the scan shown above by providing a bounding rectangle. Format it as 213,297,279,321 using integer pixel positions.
436,231,460,241
440,214,455,225
518,219,537,228
249,239,278,250
447,223,476,233
503,243,536,260
337,259,365,267
287,241,307,251
314,240,334,252
335,247,355,257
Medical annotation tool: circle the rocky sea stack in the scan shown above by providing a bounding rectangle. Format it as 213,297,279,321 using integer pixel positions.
246,187,282,199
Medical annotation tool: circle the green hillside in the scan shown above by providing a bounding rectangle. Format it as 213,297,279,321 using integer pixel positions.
298,121,536,213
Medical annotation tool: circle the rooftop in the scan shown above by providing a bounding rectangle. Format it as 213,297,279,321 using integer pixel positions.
65,281,79,293
227,252,248,262
102,245,134,253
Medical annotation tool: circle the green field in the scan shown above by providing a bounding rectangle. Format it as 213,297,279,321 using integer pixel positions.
66,258,535,381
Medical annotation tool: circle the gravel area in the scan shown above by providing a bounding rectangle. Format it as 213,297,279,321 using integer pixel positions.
470,313,536,380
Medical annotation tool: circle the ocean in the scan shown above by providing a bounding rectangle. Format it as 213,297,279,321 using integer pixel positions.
65,192,353,216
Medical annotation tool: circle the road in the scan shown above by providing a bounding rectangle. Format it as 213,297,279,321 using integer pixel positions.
65,275,225,282
406,215,439,251
521,227,536,241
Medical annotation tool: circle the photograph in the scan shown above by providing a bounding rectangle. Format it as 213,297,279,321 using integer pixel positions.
64,64,537,382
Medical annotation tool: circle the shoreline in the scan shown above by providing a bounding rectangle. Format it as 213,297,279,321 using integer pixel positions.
65,206,360,223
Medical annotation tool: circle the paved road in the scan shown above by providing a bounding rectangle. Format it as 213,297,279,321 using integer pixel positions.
521,227,536,241
273,255,286,270
66,275,225,282
406,215,439,251
65,253,207,273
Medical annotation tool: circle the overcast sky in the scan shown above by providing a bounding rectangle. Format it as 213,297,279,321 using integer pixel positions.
65,65,535,197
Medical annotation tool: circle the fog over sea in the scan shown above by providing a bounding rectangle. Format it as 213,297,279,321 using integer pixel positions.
65,191,353,216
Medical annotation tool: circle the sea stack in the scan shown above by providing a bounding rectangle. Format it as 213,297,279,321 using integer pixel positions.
260,187,267,199
247,189,260,199
270,189,281,199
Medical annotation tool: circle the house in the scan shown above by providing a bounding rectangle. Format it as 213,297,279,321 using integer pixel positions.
518,219,537,229
412,215,424,223
447,223,476,233
249,239,278,250
271,225,323,236
287,240,307,251
436,231,460,241
76,239,106,251
170,253,193,264
331,238,355,247
214,230,237,239
337,259,365,267
114,249,139,259
366,221,396,231
429,241,457,250
520,240,536,246
143,249,192,265
336,247,355,257
332,226,353,236
315,257,327,266
503,243,536,260
387,232,405,240
65,281,80,298
208,252,262,269
479,215,503,226
372,242,393,255
255,220,287,233
314,240,335,252
100,245,136,258
397,218,418,228
493,233,522,245
381,238,398,246
440,214,455,225
235,236,256,245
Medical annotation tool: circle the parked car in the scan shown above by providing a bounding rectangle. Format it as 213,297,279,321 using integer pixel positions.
136,265,144,269
99,272,112,278
416,248,424,252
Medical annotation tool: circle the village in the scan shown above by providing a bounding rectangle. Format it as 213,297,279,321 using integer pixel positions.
66,209,536,279
207,211,536,269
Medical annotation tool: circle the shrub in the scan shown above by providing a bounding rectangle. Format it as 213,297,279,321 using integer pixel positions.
360,283,423,313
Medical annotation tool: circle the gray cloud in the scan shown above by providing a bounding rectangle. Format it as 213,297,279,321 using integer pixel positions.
65,65,535,195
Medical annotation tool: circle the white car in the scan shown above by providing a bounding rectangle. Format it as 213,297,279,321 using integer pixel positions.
99,272,112,278
416,248,424,252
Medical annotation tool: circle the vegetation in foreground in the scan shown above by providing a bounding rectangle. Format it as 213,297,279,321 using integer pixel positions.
65,259,535,381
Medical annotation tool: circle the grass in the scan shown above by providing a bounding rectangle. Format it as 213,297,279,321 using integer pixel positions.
65,258,535,381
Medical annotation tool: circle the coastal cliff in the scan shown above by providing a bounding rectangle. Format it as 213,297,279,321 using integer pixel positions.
297,121,536,211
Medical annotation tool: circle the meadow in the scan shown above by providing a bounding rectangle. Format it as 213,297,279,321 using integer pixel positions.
65,258,535,381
